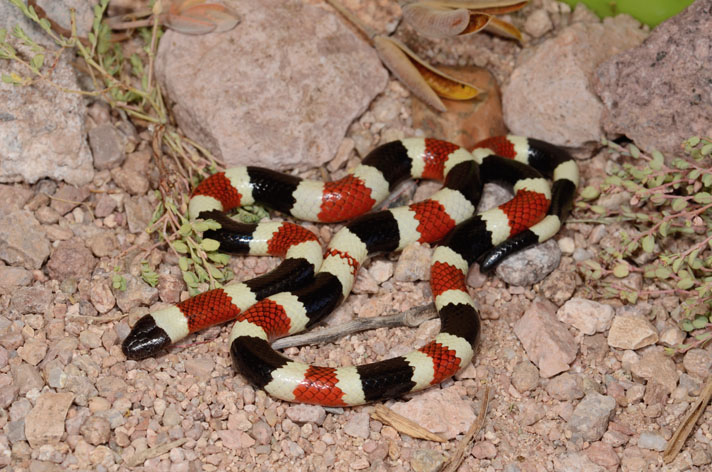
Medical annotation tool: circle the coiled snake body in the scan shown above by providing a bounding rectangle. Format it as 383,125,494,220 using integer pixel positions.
123,136,578,406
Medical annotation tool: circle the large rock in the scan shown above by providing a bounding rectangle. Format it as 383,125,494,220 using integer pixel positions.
155,0,387,170
503,14,646,151
0,3,94,185
594,0,712,156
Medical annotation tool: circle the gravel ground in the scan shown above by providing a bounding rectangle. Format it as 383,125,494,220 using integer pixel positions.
2,1,711,471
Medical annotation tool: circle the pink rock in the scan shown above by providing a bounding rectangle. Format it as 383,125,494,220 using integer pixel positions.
390,388,475,440
503,15,647,150
595,1,712,156
155,0,387,170
514,299,578,378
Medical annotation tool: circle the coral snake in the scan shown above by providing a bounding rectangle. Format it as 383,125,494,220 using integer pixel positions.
123,136,578,406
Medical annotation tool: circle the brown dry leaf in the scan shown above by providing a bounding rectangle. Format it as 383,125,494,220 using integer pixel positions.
374,36,481,111
402,0,527,40
163,0,240,35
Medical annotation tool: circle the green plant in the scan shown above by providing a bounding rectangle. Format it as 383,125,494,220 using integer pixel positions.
1,0,246,293
577,137,712,352
559,0,694,27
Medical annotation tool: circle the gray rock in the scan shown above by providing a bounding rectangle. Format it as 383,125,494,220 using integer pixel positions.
46,238,97,280
546,373,584,401
79,416,111,446
683,348,712,380
568,393,616,443
511,360,540,393
0,210,50,269
11,362,44,395
637,431,667,452
0,8,94,185
49,184,91,215
154,0,387,170
607,315,658,349
503,15,647,150
89,124,126,170
24,392,74,448
557,298,614,335
554,452,605,472
343,412,371,439
0,185,33,216
0,266,32,290
124,194,154,234
594,0,712,157
286,404,326,425
496,239,561,286
114,273,159,312
10,286,53,315
411,448,446,472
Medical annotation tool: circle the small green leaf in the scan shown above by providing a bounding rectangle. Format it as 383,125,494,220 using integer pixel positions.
677,278,695,290
208,252,230,265
692,315,709,329
182,271,199,288
681,320,695,332
178,256,191,272
200,238,220,252
613,263,630,278
641,235,655,253
194,220,221,232
579,186,600,200
686,136,701,147
693,192,712,204
654,267,671,279
671,198,688,212
650,150,664,170
701,143,712,157
628,144,640,158
178,222,192,236
172,240,189,254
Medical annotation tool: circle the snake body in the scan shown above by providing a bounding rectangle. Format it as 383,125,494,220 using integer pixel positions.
123,136,578,406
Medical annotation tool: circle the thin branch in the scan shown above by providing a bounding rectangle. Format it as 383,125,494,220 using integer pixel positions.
272,303,436,350
442,386,491,472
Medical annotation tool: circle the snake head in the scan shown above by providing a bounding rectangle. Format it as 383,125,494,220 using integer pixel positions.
122,315,172,360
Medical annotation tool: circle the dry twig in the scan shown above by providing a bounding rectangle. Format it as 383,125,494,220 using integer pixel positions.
663,376,712,463
442,386,491,472
272,303,436,350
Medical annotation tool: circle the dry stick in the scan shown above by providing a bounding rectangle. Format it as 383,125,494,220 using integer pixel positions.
663,376,712,464
272,303,436,350
442,386,491,472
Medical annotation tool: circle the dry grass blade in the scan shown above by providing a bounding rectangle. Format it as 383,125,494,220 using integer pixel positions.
371,404,447,442
663,376,712,463
442,386,491,472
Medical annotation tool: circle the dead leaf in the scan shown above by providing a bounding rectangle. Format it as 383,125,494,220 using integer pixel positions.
163,0,240,35
402,0,527,40
374,36,481,111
